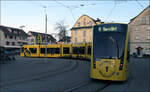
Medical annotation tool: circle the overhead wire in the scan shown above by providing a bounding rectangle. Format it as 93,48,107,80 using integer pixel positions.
54,0,76,21
135,0,144,8
105,1,117,22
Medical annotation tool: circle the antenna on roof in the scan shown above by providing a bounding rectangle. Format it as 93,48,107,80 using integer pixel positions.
19,26,25,29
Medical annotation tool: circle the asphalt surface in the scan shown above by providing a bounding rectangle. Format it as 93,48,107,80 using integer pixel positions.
0,56,150,92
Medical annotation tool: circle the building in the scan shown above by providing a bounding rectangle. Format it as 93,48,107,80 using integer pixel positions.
129,5,150,56
27,31,56,45
58,36,71,44
0,25,28,50
71,14,103,44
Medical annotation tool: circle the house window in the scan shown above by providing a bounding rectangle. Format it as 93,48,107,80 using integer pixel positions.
75,30,77,35
77,22,80,27
5,35,7,39
12,42,15,45
135,27,139,31
83,18,86,26
31,39,34,42
75,38,77,43
146,36,150,40
135,36,139,40
14,31,17,34
6,41,9,45
83,31,86,37
10,36,13,39
83,38,86,42
141,17,146,24
83,22,86,26
88,21,92,26
20,37,22,40
7,28,12,33
147,26,150,30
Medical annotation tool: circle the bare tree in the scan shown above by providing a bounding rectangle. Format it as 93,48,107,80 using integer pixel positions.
55,20,69,40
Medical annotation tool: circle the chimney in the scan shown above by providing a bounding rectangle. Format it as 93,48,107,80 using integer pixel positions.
96,18,101,22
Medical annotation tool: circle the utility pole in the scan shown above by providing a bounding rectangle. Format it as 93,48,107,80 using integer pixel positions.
44,6,47,57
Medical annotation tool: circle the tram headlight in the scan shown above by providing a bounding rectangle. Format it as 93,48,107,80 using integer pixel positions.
119,59,124,70
116,72,119,76
93,62,96,68
119,64,123,70
120,64,123,67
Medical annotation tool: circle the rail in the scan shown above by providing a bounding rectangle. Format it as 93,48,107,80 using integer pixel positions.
0,59,78,87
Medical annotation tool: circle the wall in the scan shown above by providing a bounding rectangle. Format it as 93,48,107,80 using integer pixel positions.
129,6,150,55
71,15,98,44
0,30,5,47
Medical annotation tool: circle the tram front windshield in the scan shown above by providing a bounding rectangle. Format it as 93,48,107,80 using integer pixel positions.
94,32,126,59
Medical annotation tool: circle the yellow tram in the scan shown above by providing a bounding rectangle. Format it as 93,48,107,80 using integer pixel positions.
90,23,130,81
20,23,129,81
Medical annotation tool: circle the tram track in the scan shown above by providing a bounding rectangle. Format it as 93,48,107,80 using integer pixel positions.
64,80,91,92
63,79,111,92
0,59,79,87
94,82,111,92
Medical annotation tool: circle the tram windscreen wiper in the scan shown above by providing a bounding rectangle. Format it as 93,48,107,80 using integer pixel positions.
109,36,119,59
100,56,117,59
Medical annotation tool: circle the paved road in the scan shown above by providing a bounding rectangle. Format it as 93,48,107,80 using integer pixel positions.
0,57,150,92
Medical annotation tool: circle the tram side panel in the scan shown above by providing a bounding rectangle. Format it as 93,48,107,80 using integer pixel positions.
85,43,92,60
39,45,46,57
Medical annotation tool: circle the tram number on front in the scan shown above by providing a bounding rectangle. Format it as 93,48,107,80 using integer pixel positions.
98,27,118,32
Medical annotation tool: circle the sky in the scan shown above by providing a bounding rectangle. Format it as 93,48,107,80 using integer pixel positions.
1,0,150,36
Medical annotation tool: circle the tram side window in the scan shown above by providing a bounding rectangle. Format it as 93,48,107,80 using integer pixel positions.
63,47,70,54
29,48,37,53
47,48,60,54
47,48,52,54
73,47,79,54
79,47,85,54
40,48,45,54
88,46,91,55
55,48,60,54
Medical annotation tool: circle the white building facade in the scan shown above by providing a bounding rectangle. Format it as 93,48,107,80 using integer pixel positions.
0,25,28,50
